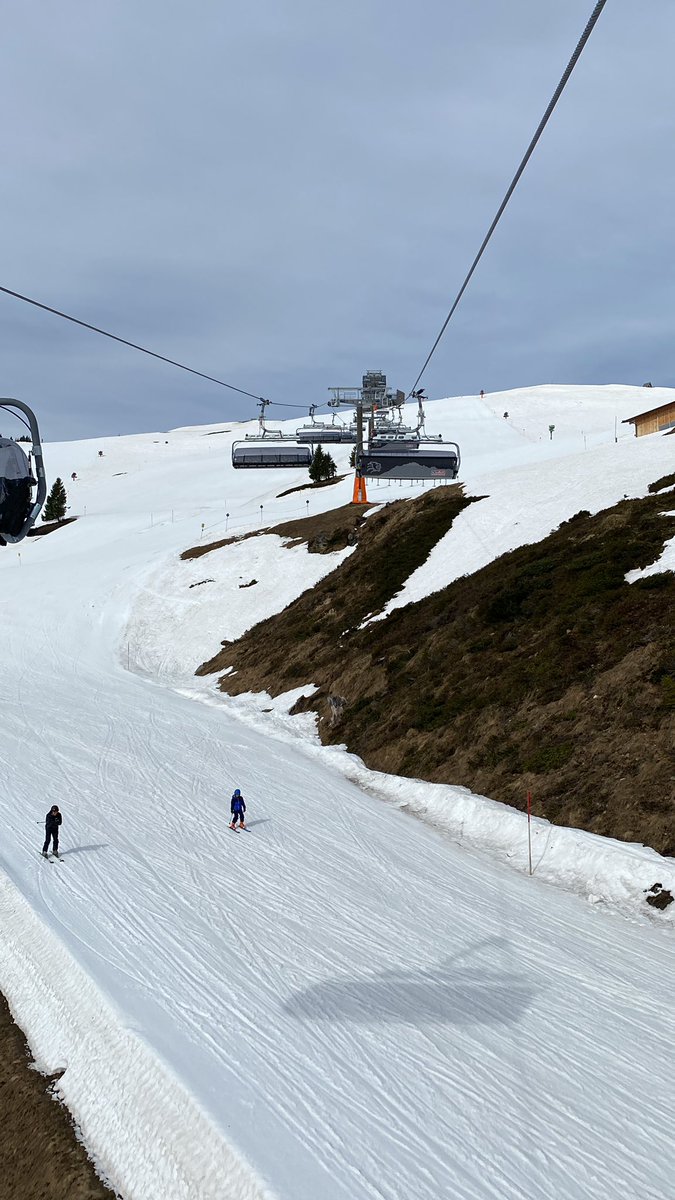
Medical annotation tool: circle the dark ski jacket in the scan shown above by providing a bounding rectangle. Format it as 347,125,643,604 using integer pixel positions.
230,792,246,815
45,809,62,833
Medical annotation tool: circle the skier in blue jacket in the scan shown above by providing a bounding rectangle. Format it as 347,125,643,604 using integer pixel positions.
230,788,246,829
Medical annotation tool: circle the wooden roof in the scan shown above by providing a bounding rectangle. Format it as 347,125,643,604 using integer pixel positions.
622,398,675,424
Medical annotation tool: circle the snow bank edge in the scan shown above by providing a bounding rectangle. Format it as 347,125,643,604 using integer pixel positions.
0,873,275,1200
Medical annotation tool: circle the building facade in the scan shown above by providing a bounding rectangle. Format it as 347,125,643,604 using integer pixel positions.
623,400,675,437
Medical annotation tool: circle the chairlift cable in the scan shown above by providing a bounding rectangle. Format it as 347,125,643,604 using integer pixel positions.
0,284,267,402
409,0,609,396
266,400,329,410
0,285,333,413
0,401,32,435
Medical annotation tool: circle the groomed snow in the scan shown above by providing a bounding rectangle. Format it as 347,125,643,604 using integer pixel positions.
1,385,674,1200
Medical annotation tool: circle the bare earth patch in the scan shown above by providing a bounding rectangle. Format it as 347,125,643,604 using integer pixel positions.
28,517,78,538
276,473,347,498
0,992,118,1199
181,503,373,561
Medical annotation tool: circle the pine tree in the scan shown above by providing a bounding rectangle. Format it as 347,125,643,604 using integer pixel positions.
309,445,325,483
309,445,337,483
43,477,67,523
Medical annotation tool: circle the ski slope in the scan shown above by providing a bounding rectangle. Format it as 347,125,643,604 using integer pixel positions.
1,386,674,1200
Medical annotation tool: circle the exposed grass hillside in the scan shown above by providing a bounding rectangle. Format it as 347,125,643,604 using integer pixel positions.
198,483,675,855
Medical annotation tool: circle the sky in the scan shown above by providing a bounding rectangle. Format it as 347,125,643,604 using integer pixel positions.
1,0,674,441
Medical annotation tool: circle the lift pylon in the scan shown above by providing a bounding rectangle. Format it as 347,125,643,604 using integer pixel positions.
351,395,368,504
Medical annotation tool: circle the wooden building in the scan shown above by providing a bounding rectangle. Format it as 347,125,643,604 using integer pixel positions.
623,399,675,438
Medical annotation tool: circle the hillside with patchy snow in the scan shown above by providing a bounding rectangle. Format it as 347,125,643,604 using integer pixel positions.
196,477,674,851
0,385,674,1200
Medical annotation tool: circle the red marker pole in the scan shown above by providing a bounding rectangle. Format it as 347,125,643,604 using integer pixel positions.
527,791,533,876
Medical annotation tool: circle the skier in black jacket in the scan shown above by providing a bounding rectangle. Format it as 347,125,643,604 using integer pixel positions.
42,806,62,857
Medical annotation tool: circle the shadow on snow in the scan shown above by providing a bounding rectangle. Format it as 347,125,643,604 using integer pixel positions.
285,938,536,1027
60,843,110,856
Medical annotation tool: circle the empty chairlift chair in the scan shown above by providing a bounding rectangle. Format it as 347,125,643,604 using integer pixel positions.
358,437,461,482
234,396,315,467
294,423,355,445
358,391,461,481
295,405,356,444
231,439,313,469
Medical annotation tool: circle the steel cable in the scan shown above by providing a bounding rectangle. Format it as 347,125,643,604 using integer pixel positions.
409,0,609,396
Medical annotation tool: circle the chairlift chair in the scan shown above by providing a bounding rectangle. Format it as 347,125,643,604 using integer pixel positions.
232,440,313,469
370,419,417,441
295,406,356,444
240,398,295,451
358,438,460,482
0,399,46,544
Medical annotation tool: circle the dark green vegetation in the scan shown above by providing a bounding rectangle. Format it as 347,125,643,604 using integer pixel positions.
198,485,675,855
43,478,67,523
308,444,337,483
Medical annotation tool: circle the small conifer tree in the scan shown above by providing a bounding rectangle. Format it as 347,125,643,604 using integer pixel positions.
309,445,337,483
309,444,325,482
43,477,67,523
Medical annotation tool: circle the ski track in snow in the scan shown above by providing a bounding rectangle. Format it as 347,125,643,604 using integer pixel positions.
0,387,674,1200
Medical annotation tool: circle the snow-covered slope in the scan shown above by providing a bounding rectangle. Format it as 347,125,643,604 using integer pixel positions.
0,385,673,1200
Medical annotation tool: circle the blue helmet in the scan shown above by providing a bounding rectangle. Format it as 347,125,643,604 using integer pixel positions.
233,788,241,796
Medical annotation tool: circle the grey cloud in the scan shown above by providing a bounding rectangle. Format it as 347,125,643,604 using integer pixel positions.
1,0,674,438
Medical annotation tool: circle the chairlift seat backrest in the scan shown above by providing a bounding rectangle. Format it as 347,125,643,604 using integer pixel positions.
358,440,460,482
232,440,313,468
0,437,32,538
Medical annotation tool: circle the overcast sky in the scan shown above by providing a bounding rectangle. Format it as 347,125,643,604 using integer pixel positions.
1,1,673,440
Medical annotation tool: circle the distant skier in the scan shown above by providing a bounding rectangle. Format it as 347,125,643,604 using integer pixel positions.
230,789,246,830
42,805,62,857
